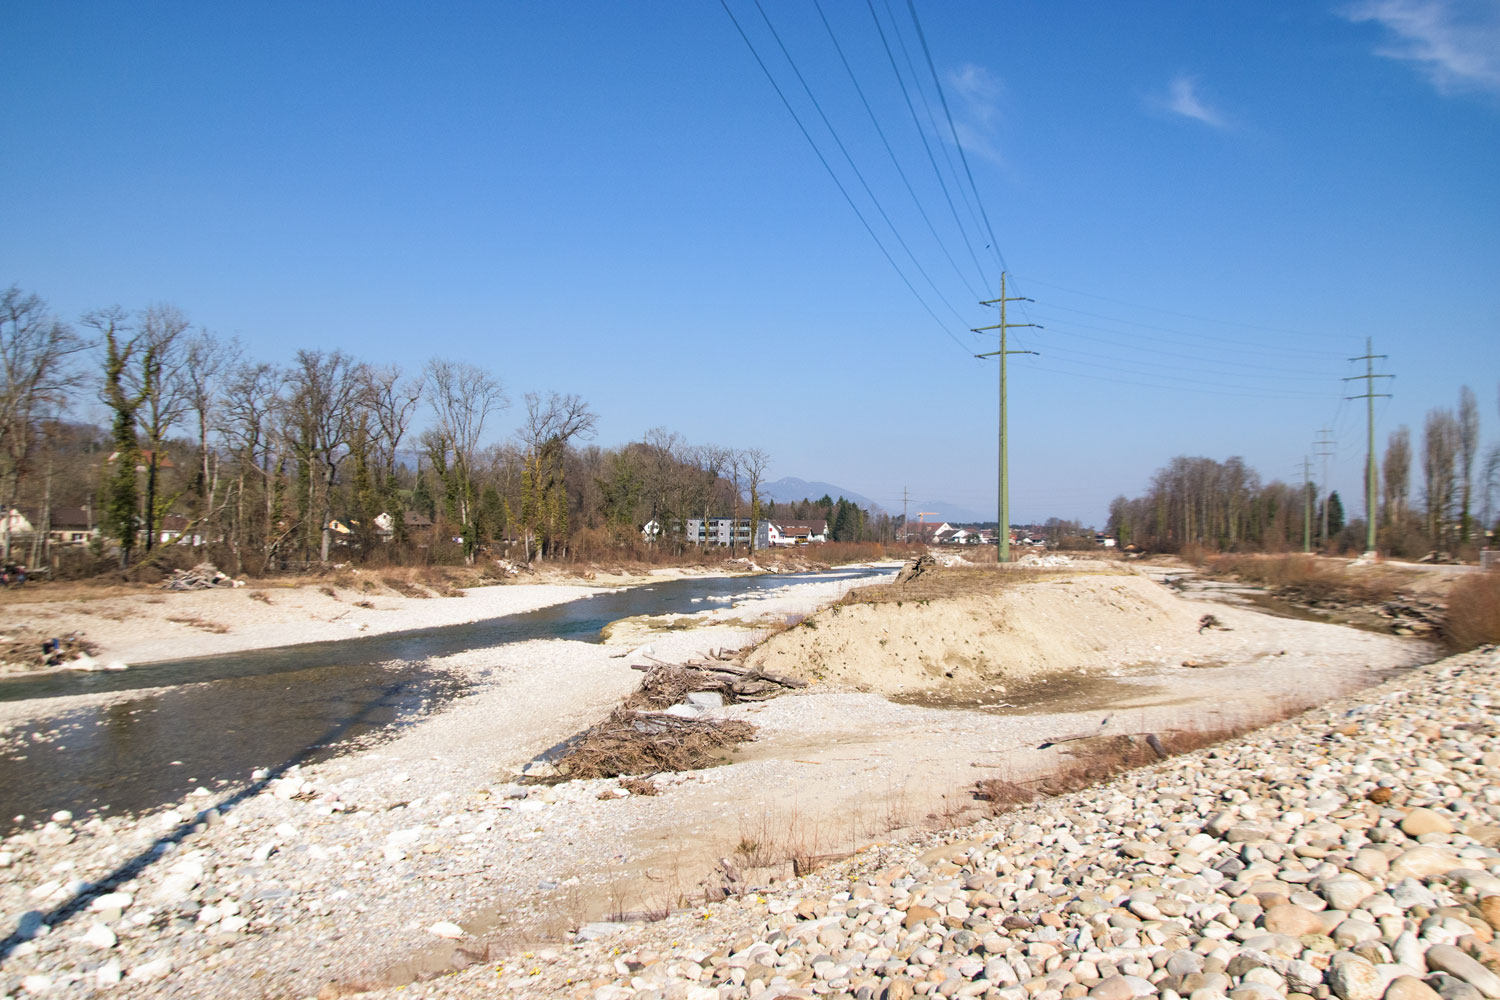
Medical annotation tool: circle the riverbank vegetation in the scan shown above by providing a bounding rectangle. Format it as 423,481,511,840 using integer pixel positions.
1106,384,1500,560
1,286,907,582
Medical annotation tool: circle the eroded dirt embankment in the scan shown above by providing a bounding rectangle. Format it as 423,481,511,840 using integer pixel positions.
741,569,1424,710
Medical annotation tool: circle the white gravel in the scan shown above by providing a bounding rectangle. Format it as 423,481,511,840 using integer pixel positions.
0,567,1463,1000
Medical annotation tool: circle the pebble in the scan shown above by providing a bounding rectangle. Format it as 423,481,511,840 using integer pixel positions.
1424,945,1500,998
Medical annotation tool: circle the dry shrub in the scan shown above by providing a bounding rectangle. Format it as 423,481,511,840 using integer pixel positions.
381,574,432,599
975,727,1249,815
353,599,374,609
1445,572,1500,650
1178,542,1214,566
319,585,337,598
552,709,755,779
1207,553,1412,604
247,590,272,604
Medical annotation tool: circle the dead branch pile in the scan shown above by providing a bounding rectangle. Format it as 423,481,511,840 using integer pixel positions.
625,648,806,709
163,562,237,591
553,709,756,779
0,631,99,672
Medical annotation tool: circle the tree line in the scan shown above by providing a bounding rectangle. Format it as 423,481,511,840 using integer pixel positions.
1107,385,1500,557
1,285,896,574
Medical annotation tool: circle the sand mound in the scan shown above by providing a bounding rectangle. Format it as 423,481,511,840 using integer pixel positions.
745,573,1205,698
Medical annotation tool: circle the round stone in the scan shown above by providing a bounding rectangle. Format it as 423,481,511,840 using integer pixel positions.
1265,904,1327,937
1328,957,1383,1000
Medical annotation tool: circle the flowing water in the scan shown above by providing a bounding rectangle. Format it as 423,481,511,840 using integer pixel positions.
0,566,893,833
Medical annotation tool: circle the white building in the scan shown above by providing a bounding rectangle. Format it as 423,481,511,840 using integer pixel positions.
686,517,772,550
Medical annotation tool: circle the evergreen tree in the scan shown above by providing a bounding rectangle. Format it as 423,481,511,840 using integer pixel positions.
411,468,435,519
1327,491,1345,536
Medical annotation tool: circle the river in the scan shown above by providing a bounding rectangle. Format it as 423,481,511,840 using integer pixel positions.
0,566,893,833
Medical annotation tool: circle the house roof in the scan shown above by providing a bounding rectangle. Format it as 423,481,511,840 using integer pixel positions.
778,520,827,535
15,507,96,530
404,511,434,527
49,507,94,530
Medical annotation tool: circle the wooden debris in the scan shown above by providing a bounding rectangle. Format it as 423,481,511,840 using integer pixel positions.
551,709,755,780
163,562,238,591
626,647,804,709
0,631,98,671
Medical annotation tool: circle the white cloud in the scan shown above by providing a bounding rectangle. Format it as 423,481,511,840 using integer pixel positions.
1164,74,1228,128
944,64,1006,165
1341,0,1500,96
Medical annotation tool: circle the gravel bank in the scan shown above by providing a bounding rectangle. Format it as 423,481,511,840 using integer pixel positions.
0,569,1458,1000
361,644,1499,1000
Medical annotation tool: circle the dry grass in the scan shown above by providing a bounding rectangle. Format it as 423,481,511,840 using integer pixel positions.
1445,572,1500,650
380,575,433,599
839,564,1078,606
318,585,337,598
975,725,1256,814
165,615,231,634
551,709,756,780
247,590,272,604
1205,553,1414,604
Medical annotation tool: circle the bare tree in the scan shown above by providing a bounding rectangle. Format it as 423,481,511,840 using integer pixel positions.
361,365,421,489
1458,385,1479,543
692,444,730,551
1,286,87,561
221,361,285,570
424,359,507,561
516,391,596,562
1382,426,1411,530
1422,408,1459,549
640,427,687,552
740,447,770,554
182,330,240,549
285,350,363,562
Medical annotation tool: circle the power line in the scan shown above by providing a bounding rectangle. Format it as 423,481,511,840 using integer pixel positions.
1031,303,1348,358
905,0,1009,275
1015,275,1351,341
1038,332,1341,381
718,0,973,354
1014,357,1336,400
812,0,982,301
748,0,973,326
864,0,989,289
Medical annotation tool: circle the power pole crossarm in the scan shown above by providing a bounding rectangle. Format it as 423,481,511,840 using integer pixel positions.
1343,337,1393,555
976,272,1041,564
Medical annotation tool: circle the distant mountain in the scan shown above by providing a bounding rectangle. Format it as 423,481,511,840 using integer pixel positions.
761,477,885,515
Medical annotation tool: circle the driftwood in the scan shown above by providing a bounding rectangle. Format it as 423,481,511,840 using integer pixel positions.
626,647,805,708
162,562,237,591
1,631,99,670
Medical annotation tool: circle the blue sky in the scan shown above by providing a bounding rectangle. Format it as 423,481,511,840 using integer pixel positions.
3,1,1497,525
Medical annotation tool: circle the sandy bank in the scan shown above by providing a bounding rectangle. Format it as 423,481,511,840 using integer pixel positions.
0,579,602,667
